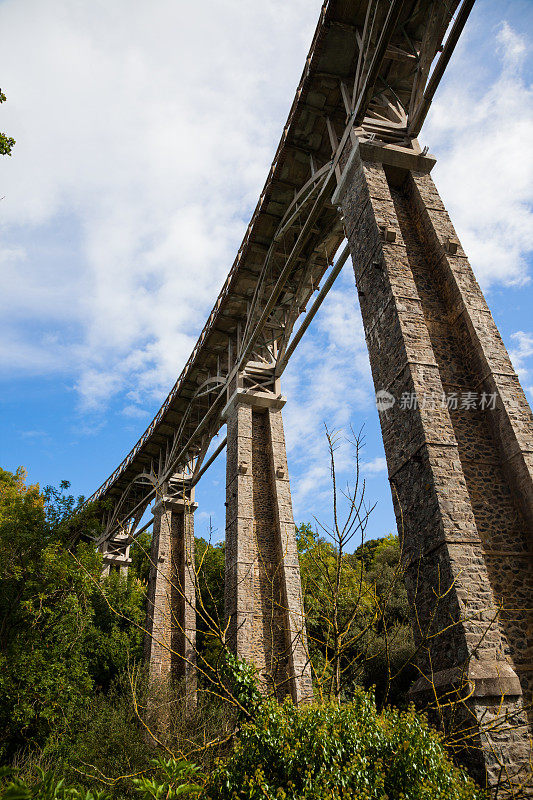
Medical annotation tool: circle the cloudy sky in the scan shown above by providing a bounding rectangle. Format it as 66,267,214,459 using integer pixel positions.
1,0,532,545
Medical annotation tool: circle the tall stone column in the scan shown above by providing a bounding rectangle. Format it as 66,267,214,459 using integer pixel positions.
223,390,313,704
335,140,533,791
144,493,197,707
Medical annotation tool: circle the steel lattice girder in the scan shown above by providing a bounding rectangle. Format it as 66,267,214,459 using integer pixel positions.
88,0,473,542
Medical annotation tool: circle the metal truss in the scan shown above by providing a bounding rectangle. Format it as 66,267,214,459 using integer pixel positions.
87,0,475,545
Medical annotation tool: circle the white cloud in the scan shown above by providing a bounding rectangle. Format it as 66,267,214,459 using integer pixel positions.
0,2,531,521
0,329,76,373
0,0,320,410
498,19,527,64
361,457,387,475
2,4,531,413
509,330,533,395
121,404,150,420
74,368,123,411
20,429,51,441
425,21,533,289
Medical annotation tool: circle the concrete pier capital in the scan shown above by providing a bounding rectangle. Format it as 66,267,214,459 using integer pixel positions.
152,496,198,514
222,388,286,422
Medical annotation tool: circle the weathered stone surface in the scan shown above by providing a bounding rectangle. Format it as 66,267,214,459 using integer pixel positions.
224,395,313,703
338,142,533,794
144,497,197,708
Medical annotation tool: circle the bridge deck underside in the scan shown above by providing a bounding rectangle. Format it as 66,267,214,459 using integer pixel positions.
87,0,459,536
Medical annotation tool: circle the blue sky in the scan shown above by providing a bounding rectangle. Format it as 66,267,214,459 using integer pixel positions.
1,0,532,547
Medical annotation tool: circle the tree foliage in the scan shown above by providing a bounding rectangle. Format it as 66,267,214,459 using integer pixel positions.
298,523,416,706
0,468,145,758
0,465,487,797
195,537,225,676
192,524,416,707
205,691,486,800
0,89,15,156
130,530,152,585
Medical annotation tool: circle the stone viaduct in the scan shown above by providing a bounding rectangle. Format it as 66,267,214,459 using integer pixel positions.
86,0,533,792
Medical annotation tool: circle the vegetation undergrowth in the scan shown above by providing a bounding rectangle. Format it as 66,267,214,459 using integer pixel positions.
0,466,487,799
203,689,486,800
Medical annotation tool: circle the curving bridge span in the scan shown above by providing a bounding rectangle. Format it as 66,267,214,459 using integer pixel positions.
91,0,468,541
88,1,533,792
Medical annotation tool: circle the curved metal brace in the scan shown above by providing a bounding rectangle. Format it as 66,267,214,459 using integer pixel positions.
105,470,160,541
165,376,226,474
194,375,227,399
273,162,330,243
241,164,331,355
134,471,160,486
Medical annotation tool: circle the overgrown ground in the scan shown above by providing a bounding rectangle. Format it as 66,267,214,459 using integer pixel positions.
0,467,486,799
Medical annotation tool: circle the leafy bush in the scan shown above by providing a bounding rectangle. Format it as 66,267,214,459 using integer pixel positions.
298,525,416,706
195,538,225,676
205,690,486,800
0,757,203,800
49,673,153,796
132,757,203,798
221,653,262,718
0,766,108,799
0,469,99,756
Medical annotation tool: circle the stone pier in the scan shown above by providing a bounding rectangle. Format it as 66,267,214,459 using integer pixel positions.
336,141,533,792
223,390,313,703
144,492,197,706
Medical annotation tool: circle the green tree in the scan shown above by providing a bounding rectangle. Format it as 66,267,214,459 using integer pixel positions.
298,523,370,699
357,534,416,706
351,535,382,570
293,428,416,706
0,89,15,155
0,468,145,757
195,537,225,676
130,530,152,584
0,469,100,755
298,525,416,706
85,571,145,691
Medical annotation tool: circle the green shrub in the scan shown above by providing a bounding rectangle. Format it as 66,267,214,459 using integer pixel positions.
132,757,203,798
52,674,152,795
0,766,109,799
221,653,262,719
205,690,486,800
0,758,203,800
0,469,145,758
